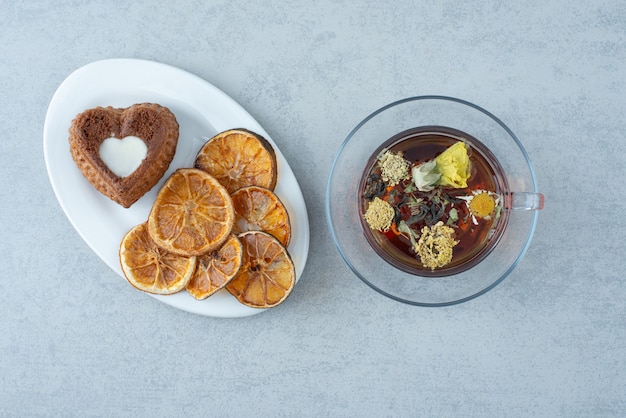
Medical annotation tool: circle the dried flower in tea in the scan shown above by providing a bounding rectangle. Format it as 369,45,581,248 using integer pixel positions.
364,197,395,232
415,221,459,270
377,151,411,186
434,141,471,188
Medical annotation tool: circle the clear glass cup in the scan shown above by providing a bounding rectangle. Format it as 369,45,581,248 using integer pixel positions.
326,96,544,306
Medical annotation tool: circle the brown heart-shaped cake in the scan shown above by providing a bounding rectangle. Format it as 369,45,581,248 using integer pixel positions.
69,103,179,208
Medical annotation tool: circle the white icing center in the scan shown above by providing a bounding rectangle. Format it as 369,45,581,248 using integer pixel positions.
99,136,148,177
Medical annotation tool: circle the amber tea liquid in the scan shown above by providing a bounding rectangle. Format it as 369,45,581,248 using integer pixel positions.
358,126,510,277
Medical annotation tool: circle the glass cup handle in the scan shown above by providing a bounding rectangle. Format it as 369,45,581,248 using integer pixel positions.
506,192,545,210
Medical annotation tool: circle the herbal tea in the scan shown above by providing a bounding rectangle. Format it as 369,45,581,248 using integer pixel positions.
358,126,509,276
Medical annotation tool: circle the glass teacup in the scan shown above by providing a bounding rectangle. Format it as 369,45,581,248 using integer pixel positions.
326,96,544,306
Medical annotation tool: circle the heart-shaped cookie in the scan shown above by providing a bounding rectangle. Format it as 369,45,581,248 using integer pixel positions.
68,103,179,208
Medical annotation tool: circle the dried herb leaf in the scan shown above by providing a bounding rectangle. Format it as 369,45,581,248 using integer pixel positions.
363,173,386,200
397,220,419,248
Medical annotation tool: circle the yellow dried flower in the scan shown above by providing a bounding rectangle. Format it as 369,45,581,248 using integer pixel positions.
415,221,458,270
364,197,395,232
435,141,471,189
378,151,410,186
468,192,496,218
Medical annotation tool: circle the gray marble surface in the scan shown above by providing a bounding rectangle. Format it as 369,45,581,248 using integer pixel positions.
1,0,625,416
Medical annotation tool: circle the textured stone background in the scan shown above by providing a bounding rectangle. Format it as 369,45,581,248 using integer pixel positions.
1,0,625,416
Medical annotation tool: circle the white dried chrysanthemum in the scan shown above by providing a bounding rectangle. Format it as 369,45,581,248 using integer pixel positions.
411,160,441,192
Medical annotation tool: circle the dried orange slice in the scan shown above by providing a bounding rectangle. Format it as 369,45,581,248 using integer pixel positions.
195,129,277,193
231,186,291,247
186,234,243,300
120,222,197,295
226,231,295,308
148,168,234,256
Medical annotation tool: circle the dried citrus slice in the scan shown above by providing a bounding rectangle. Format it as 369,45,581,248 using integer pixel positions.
231,186,291,247
120,222,197,295
148,168,234,256
226,231,295,308
186,234,243,300
194,128,277,193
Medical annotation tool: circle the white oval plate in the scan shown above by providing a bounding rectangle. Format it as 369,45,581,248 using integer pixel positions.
43,58,310,318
